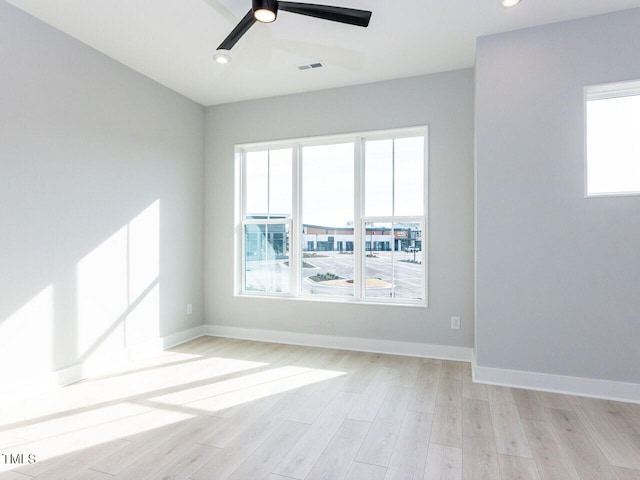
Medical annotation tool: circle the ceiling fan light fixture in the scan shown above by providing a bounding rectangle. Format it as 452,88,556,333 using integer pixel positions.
253,0,278,23
213,49,232,64
500,0,521,7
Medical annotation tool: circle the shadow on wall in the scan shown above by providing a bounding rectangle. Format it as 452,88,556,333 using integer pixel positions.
0,200,161,402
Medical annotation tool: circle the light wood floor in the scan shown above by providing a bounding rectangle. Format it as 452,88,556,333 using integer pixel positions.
1,336,639,480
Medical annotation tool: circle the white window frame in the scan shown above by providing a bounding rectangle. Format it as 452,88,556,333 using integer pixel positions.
584,80,640,198
234,126,429,307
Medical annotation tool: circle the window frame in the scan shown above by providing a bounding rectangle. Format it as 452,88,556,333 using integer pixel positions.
584,80,640,198
234,126,429,307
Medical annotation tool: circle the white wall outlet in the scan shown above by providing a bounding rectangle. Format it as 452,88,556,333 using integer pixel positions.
187,304,193,315
451,316,461,330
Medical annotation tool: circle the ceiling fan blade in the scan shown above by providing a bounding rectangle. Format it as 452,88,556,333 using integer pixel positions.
278,2,372,27
217,9,257,50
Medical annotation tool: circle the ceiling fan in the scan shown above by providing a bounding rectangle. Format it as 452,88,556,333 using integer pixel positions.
213,0,372,63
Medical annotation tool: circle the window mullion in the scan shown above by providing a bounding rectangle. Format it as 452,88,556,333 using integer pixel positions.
266,150,270,219
354,137,364,300
291,145,301,296
391,138,396,217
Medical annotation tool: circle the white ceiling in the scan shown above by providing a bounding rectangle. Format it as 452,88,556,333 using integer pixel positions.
7,0,640,106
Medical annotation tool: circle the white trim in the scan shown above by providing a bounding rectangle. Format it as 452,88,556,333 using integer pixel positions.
472,362,640,405
204,325,472,362
585,79,640,101
236,126,429,151
0,326,206,409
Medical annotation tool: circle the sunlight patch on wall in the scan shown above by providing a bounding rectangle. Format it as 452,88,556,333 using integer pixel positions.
76,200,160,365
0,285,54,387
129,200,160,300
77,226,128,359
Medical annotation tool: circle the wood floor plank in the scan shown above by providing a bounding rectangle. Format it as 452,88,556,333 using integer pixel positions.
273,392,361,479
461,398,501,480
345,462,387,480
535,392,573,411
341,354,383,394
388,356,422,388
423,444,462,480
615,466,640,480
26,438,129,480
546,407,619,480
440,361,464,381
430,376,463,449
10,402,150,443
228,421,308,480
498,454,540,480
305,419,370,480
511,388,547,421
461,363,487,401
184,365,338,418
487,386,532,458
385,411,432,480
139,443,219,480
110,416,220,480
288,374,350,424
190,393,305,480
197,392,285,448
407,359,441,414
617,403,640,434
521,418,579,480
567,396,640,469
435,378,462,408
347,368,394,422
0,472,34,480
354,385,412,467
91,413,217,474
69,470,114,480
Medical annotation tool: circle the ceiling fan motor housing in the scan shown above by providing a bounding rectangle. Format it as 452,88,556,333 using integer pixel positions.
253,0,279,21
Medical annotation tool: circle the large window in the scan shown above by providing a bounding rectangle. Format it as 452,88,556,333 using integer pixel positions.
585,81,640,196
236,127,428,305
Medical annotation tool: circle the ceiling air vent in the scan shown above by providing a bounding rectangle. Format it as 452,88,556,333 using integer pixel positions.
297,62,324,71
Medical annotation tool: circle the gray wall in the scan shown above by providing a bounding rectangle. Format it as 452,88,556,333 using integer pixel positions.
204,70,475,349
0,1,204,385
475,9,640,382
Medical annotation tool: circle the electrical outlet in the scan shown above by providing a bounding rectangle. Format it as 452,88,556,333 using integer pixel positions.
187,304,193,315
451,316,461,330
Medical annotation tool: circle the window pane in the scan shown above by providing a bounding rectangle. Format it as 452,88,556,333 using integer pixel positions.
245,149,292,219
301,143,354,297
364,222,423,300
269,148,292,217
587,94,640,195
245,151,268,218
244,223,290,293
394,137,424,215
365,139,393,216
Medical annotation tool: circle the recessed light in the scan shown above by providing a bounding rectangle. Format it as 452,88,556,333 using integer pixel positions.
213,50,231,64
501,0,521,7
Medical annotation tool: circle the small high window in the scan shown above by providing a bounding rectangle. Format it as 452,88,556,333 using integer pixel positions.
585,80,640,197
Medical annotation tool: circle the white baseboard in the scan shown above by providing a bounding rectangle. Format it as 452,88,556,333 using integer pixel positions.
0,325,206,409
204,325,473,362
473,362,640,404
